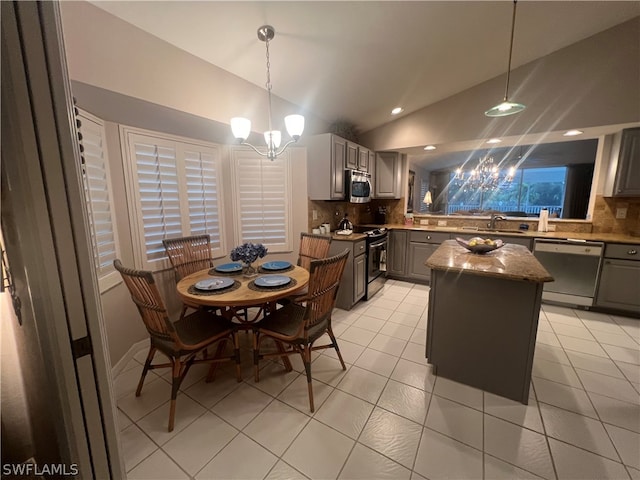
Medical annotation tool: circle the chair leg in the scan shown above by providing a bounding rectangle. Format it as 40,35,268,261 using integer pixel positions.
168,359,181,432
327,327,347,370
253,331,261,382
205,340,228,383
136,346,156,397
233,332,242,382
302,345,314,412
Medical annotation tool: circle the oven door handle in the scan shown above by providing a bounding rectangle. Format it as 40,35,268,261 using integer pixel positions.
369,240,387,249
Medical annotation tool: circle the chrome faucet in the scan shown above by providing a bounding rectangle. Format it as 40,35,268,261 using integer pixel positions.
488,214,507,229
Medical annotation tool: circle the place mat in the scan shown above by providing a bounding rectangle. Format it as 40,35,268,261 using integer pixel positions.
248,277,298,292
258,264,294,274
208,268,242,277
187,280,241,296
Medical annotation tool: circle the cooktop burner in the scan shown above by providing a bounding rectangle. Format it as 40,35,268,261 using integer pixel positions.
364,227,387,236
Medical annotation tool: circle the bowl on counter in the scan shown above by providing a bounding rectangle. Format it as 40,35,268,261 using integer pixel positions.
456,236,504,254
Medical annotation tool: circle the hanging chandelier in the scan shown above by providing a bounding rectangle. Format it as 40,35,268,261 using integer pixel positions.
454,156,516,192
230,25,305,161
485,0,526,117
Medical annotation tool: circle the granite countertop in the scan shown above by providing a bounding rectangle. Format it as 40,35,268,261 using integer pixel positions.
426,240,554,283
330,232,367,242
361,223,640,245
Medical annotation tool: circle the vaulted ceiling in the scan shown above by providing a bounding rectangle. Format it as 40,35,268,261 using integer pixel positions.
90,1,639,135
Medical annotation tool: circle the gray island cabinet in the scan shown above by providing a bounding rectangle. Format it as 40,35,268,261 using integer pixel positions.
426,240,553,404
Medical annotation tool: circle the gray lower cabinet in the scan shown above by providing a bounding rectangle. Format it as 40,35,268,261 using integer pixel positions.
330,239,366,310
408,231,451,282
595,243,640,313
387,230,408,276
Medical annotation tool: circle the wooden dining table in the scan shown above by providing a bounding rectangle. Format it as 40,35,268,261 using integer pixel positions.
176,261,310,323
176,261,309,374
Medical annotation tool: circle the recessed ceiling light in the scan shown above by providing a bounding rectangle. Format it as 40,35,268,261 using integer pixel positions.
563,129,584,137
391,107,404,115
486,138,502,144
424,145,437,151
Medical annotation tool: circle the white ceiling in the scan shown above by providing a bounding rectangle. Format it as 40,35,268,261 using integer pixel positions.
90,1,639,135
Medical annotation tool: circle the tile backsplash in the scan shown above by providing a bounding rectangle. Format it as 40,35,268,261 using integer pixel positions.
308,199,404,231
308,195,640,237
592,195,640,236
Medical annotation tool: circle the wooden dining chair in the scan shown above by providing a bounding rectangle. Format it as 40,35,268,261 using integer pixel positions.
114,259,241,432
163,234,217,318
277,232,332,307
162,234,213,282
298,232,332,270
253,249,350,412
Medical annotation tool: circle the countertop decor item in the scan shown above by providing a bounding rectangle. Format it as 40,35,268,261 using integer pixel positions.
230,25,304,161
455,236,504,254
484,0,526,117
230,242,268,277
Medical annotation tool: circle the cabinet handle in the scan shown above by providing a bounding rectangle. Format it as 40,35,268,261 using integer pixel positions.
426,235,432,240
628,249,637,256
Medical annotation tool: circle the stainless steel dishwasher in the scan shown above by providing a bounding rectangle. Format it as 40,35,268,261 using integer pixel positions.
533,238,604,307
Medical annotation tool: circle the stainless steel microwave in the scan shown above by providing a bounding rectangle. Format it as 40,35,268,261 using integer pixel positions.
346,169,371,203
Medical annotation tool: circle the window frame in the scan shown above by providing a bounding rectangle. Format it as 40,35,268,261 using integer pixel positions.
120,125,227,271
77,109,121,293
229,146,294,254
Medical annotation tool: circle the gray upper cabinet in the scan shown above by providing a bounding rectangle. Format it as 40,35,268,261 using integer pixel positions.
375,152,403,198
307,133,374,200
358,146,370,172
346,141,359,170
613,127,640,196
306,133,346,200
604,127,640,197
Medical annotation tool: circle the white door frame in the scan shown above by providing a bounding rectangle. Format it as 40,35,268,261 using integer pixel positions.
1,1,123,477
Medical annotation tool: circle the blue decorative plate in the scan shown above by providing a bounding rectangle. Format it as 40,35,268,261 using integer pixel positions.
254,275,291,287
195,277,235,291
214,262,243,273
261,260,292,271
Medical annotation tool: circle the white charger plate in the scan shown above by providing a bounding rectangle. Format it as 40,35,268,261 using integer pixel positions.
254,275,291,287
195,277,235,290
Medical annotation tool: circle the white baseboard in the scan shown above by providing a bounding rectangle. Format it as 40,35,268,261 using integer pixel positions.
111,339,148,377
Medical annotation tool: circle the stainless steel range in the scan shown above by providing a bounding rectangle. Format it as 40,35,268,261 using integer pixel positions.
362,228,388,300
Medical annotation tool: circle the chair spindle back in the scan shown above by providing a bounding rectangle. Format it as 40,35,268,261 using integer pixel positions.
162,235,213,281
298,232,332,271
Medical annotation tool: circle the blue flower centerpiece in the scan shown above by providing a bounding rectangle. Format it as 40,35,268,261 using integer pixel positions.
230,242,268,277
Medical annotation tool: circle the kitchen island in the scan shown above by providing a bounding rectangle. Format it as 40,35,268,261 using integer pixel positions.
425,240,553,404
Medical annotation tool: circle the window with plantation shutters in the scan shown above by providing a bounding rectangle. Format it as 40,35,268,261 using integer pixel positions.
77,110,120,292
120,126,225,270
230,148,292,252
183,147,224,252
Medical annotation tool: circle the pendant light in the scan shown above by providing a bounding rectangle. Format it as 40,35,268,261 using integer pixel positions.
231,25,305,161
485,0,526,117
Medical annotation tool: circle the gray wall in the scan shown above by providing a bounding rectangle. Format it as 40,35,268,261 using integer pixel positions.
362,17,640,151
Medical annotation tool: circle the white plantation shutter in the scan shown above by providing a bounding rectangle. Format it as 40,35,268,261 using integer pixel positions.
231,148,292,252
183,146,224,256
131,136,182,265
121,127,226,270
78,111,120,292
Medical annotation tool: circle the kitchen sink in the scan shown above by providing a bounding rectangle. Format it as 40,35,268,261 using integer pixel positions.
476,228,525,234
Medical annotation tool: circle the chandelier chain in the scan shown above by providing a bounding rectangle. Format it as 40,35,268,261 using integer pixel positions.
264,34,274,137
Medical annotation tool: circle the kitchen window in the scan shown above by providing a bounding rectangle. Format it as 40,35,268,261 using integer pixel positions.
230,148,293,253
77,110,121,292
447,166,567,217
120,126,225,270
